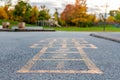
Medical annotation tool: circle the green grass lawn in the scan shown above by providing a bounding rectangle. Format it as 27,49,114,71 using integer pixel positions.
0,19,18,26
44,25,120,32
0,19,120,32
0,19,35,28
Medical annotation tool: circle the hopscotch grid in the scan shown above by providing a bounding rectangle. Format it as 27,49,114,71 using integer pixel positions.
17,38,103,74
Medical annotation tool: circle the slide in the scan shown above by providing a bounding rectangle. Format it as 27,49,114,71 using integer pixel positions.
54,21,61,27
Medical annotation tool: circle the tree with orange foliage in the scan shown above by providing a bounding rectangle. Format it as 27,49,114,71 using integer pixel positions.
60,4,75,25
61,0,88,27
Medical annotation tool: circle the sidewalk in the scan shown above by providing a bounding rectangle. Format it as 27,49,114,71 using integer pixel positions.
90,32,120,43
0,26,55,32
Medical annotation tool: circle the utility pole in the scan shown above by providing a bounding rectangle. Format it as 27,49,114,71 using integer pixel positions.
104,0,109,32
95,0,109,32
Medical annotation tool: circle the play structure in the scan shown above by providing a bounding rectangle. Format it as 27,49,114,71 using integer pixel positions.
36,18,61,27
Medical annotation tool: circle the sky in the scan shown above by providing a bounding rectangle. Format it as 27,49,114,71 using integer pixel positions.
30,0,120,14
0,0,120,15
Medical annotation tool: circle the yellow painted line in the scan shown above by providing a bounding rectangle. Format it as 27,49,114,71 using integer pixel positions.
17,70,102,74
17,47,48,73
31,39,57,48
72,38,87,43
30,44,48,48
33,59,84,61
45,52,79,54
39,40,45,42
34,44,39,46
77,41,88,44
18,38,102,74
62,39,67,48
48,39,56,47
76,47,102,74
30,46,61,48
52,53,67,59
89,44,97,49
30,39,48,48
17,39,57,73
73,39,103,74
81,41,88,43
55,48,69,53
75,44,97,49
30,44,39,48
73,39,97,49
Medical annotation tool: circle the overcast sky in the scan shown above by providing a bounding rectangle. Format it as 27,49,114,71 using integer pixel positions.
30,0,120,14
0,0,120,14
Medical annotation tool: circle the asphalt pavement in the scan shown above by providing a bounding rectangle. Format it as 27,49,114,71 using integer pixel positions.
0,32,120,80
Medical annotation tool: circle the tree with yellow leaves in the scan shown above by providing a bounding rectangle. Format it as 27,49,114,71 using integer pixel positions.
61,0,89,27
30,6,39,23
106,16,115,23
72,0,88,27
0,7,8,19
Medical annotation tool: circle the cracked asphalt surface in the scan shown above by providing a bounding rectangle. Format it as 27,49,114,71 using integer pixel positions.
0,32,120,80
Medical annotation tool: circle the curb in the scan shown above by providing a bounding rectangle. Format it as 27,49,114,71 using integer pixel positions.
0,29,55,32
90,33,120,43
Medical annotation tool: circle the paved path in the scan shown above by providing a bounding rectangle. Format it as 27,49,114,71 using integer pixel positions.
0,25,2,29
90,32,120,43
0,32,120,80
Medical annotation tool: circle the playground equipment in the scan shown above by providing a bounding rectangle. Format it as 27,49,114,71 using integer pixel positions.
36,18,61,27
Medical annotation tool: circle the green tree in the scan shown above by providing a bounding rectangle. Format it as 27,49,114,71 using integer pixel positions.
7,9,14,20
30,6,39,23
115,12,120,23
38,5,50,20
53,8,59,21
111,8,120,23
109,10,119,17
13,1,32,22
3,5,14,20
53,8,62,25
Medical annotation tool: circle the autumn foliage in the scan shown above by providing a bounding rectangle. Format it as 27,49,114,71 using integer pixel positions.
0,0,110,27
0,1,51,24
0,0,97,26
61,0,95,27
30,6,39,23
0,7,8,19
